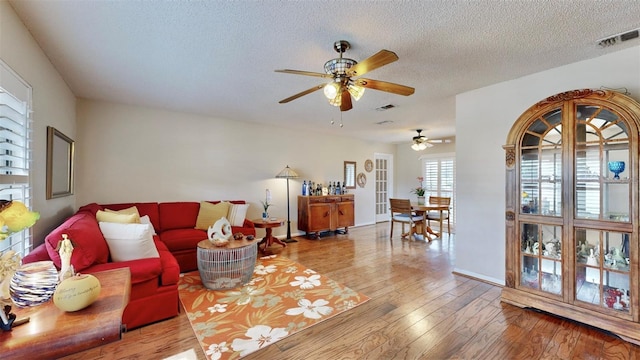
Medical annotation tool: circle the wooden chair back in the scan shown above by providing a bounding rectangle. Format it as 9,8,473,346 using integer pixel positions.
428,196,451,207
389,198,413,215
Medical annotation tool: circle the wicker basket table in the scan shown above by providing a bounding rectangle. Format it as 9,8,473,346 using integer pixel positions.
197,239,258,290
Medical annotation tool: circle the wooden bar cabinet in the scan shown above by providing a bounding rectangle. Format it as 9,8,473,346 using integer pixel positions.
297,195,354,239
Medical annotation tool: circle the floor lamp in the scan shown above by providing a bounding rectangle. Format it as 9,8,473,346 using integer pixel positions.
275,165,299,241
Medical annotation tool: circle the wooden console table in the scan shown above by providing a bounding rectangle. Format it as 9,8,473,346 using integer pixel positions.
298,195,354,239
0,267,131,360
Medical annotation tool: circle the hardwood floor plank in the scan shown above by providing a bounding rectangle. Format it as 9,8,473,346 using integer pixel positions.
56,224,640,360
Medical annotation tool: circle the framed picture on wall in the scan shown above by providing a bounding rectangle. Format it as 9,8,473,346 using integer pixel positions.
46,126,74,199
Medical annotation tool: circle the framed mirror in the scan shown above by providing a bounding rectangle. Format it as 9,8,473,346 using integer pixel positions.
46,126,75,199
344,161,356,189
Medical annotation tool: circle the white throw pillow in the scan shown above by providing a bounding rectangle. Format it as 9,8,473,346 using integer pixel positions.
99,222,159,262
228,204,249,227
139,215,157,235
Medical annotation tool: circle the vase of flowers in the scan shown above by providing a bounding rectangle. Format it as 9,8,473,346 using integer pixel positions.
261,189,272,221
411,177,426,205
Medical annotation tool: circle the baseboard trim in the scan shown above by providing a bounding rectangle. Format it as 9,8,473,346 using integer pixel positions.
452,268,505,287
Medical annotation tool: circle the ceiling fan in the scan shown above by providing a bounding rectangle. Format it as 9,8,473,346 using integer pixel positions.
275,40,415,111
411,129,451,151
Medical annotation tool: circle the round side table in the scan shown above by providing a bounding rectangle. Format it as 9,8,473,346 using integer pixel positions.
252,218,286,253
196,239,258,290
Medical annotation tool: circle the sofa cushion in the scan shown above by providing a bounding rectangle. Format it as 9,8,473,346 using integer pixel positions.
228,203,249,226
99,222,159,262
159,202,200,231
45,212,109,271
84,257,163,286
195,201,230,230
160,228,207,252
96,210,138,224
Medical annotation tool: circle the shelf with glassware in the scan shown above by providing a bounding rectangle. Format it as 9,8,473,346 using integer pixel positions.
501,89,640,345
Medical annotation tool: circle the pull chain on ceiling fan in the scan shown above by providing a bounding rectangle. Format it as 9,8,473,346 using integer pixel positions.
275,40,415,111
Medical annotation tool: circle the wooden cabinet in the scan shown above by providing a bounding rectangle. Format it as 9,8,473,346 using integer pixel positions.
501,89,640,344
298,195,354,239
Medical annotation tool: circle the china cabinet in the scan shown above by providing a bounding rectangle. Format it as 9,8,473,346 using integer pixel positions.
501,89,640,344
298,195,354,239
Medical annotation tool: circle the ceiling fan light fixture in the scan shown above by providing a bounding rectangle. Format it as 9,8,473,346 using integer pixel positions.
328,91,342,107
347,84,365,101
324,82,340,100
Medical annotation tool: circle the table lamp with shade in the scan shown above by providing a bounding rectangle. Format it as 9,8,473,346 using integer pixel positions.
275,165,299,241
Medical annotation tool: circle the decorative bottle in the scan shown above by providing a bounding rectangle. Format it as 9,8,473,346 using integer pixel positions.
302,180,307,196
336,181,341,195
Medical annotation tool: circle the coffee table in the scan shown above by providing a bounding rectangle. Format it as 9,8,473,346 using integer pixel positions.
252,218,286,253
0,267,131,360
197,239,258,290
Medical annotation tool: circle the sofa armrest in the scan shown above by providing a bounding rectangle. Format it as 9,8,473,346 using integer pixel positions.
155,239,180,285
243,218,255,229
22,244,51,264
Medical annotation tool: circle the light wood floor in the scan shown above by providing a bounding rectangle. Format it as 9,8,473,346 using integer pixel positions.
62,223,640,359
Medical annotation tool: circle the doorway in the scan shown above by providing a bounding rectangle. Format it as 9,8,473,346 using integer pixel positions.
374,153,393,222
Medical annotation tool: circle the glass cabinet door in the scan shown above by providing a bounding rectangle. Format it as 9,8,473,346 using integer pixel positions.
574,104,630,222
575,229,630,313
520,223,562,295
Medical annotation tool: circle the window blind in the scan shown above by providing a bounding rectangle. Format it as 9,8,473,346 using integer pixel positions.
422,153,456,225
0,59,33,257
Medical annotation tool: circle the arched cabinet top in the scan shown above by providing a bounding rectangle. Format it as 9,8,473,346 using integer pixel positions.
505,89,640,147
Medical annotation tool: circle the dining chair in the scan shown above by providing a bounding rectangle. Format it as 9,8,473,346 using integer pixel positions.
426,196,451,234
389,198,424,242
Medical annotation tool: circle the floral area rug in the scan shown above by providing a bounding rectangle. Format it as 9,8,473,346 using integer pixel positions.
178,255,370,359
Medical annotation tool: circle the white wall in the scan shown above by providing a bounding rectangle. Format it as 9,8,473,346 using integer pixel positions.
0,2,77,243
455,45,640,284
76,99,395,239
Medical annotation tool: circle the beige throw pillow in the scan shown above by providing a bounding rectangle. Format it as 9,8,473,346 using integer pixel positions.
96,210,138,224
228,203,249,227
195,201,231,230
105,206,141,223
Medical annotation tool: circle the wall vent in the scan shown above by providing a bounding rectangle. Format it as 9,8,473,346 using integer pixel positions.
376,104,395,111
375,120,394,125
597,28,639,48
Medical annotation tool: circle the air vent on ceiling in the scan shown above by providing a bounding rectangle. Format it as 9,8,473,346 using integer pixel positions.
376,104,396,111
597,28,639,48
375,120,394,125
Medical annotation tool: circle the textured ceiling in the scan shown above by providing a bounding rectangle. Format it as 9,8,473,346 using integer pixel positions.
9,0,640,144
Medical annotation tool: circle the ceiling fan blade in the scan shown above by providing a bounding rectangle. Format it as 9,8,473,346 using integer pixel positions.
346,50,398,77
427,139,452,144
340,88,352,111
275,69,333,78
354,78,415,96
278,84,325,104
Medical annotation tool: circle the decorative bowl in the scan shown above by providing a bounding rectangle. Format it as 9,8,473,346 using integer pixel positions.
608,161,625,179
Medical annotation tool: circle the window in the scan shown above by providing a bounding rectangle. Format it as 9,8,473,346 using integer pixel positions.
422,153,455,226
0,59,33,257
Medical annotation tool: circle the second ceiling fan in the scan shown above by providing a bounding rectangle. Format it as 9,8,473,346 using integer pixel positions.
275,40,415,111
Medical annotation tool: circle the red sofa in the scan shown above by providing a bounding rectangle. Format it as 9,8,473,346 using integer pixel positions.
23,200,255,329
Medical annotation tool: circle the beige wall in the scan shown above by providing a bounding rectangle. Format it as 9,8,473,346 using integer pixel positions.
76,99,395,239
455,45,640,284
0,1,77,244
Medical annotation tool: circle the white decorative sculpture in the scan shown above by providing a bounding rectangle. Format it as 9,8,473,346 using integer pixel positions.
58,234,75,282
207,217,232,246
587,248,598,266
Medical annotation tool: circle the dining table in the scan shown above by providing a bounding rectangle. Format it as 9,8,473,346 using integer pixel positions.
411,203,450,240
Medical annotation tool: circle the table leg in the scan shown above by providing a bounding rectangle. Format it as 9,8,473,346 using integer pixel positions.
260,227,287,253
